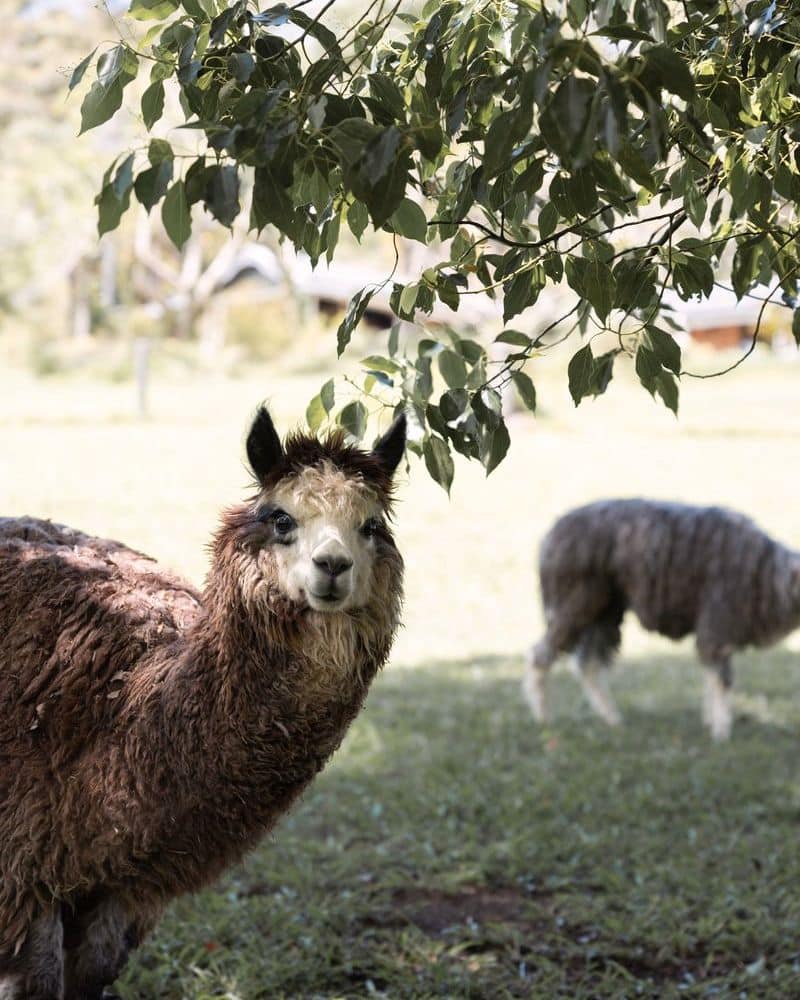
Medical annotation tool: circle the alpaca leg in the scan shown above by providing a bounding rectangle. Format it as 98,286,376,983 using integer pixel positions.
522,636,557,722
702,661,733,742
0,911,64,1000
575,653,621,726
63,898,147,1000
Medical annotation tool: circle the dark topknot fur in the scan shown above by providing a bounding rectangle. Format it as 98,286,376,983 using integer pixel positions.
259,429,396,504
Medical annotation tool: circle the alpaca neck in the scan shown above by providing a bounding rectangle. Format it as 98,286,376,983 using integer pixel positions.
132,565,378,820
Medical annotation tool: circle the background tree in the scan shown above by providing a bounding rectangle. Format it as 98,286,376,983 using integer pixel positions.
75,0,800,488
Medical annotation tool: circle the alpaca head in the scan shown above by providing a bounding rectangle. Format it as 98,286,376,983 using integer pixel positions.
243,406,406,615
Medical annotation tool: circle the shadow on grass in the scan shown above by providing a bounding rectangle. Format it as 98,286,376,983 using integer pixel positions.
120,651,800,999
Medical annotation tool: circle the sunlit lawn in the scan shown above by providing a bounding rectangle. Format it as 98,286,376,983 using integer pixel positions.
1,343,800,997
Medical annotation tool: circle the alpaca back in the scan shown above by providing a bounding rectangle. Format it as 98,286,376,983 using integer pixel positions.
0,516,201,722
540,500,793,644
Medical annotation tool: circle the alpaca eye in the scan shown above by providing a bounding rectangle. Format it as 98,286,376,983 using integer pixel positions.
273,511,296,536
360,518,381,539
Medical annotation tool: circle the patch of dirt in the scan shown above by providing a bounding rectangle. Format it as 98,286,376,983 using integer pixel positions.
371,884,555,935
364,887,763,988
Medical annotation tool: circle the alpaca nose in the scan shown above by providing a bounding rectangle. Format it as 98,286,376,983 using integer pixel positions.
313,553,353,577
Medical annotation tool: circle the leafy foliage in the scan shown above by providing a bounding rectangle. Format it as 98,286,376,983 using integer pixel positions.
76,0,800,488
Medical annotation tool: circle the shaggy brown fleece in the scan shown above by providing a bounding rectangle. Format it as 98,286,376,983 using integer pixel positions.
0,414,405,1000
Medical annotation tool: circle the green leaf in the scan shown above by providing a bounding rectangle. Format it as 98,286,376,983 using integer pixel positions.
129,0,180,20
336,287,375,356
685,181,707,229
96,46,125,88
205,165,240,227
347,201,369,241
566,345,616,404
439,389,468,421
306,394,327,434
635,344,661,393
228,52,255,83
307,382,335,434
438,349,467,388
495,330,532,347
69,48,97,91
644,45,694,101
481,420,510,475
504,269,543,323
320,378,335,413
148,139,173,165
543,252,563,284
364,146,410,227
338,401,368,440
360,356,401,375
511,371,537,412
793,309,800,347
655,371,679,414
472,388,503,429
181,0,214,18
388,323,400,357
482,111,519,179
134,160,173,212
436,275,460,312
288,7,341,53
141,80,165,129
251,3,290,26
96,183,130,237
368,73,406,120
617,143,656,191
566,257,615,321
539,76,595,166
112,153,135,200
568,344,595,405
251,166,298,240
389,198,428,243
612,258,657,311
645,326,681,376
398,283,419,318
423,435,454,494
539,202,559,239
79,79,123,134
161,180,192,249
673,254,714,300
362,125,401,181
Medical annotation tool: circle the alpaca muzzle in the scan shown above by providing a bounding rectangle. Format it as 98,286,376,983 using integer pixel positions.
307,540,355,609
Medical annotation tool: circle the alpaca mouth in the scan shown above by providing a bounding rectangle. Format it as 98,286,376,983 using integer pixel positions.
308,587,348,609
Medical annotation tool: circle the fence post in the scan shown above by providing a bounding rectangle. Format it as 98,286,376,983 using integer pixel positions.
133,337,151,418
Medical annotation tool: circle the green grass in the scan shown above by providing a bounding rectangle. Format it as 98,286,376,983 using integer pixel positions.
1,347,800,997
117,652,800,999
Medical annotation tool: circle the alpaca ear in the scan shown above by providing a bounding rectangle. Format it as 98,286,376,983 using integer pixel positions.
247,406,283,483
372,412,406,475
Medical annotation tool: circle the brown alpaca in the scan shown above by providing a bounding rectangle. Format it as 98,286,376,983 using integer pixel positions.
0,406,406,1000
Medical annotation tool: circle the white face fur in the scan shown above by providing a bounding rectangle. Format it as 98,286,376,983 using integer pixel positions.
259,462,387,613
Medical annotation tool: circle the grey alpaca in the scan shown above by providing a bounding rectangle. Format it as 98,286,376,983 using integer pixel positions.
525,499,800,739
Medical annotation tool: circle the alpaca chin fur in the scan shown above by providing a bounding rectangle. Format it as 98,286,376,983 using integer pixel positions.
527,498,800,737
0,427,404,997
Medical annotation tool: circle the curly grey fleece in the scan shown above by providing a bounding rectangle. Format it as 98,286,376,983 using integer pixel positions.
527,499,800,735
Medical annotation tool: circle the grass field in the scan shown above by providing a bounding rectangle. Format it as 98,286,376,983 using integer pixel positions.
1,343,800,997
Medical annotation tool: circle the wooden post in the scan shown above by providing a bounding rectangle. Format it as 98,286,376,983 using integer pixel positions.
133,337,151,418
